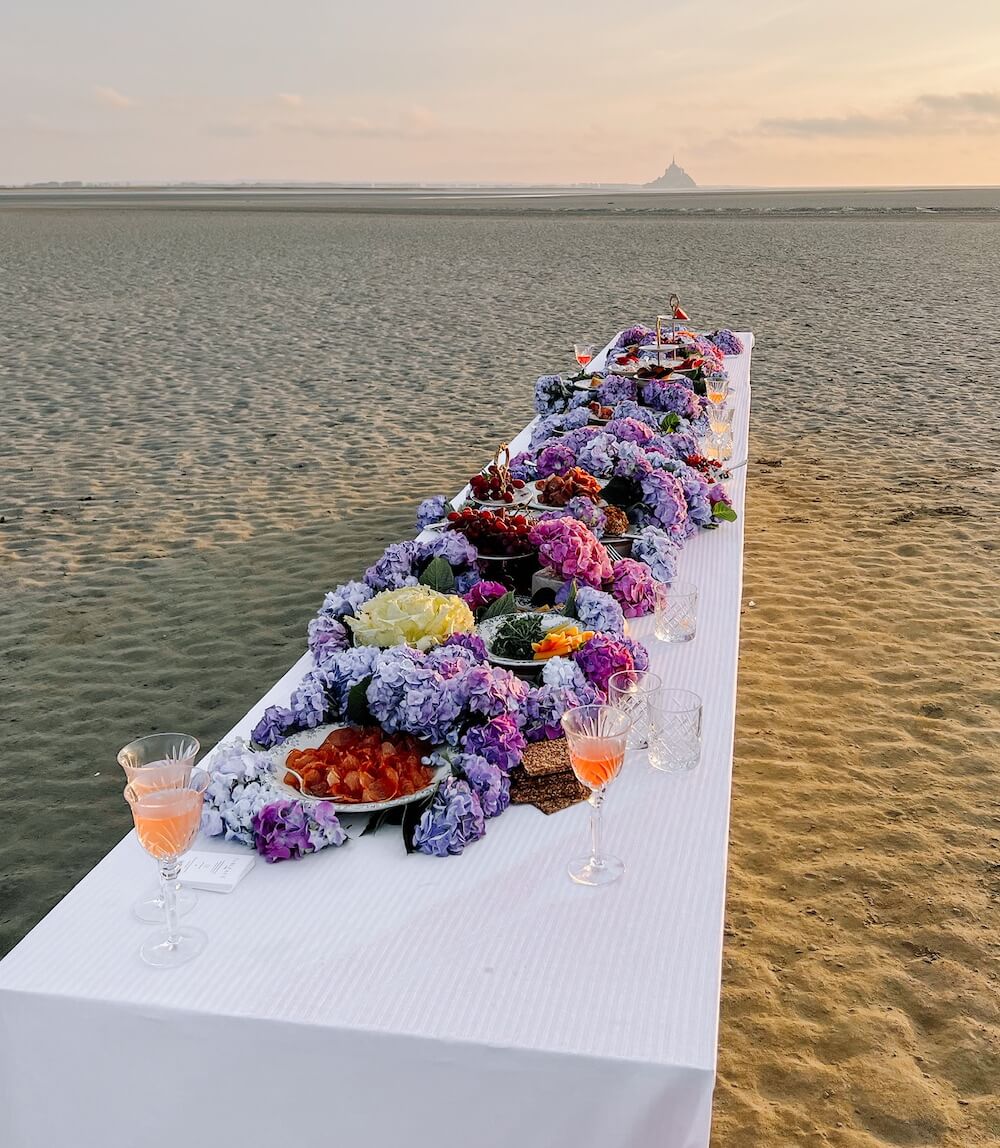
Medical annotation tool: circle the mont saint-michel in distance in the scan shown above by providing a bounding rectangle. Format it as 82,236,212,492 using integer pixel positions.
644,158,697,189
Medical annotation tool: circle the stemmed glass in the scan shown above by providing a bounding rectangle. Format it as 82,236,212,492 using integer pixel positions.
607,669,663,749
561,705,631,886
124,770,210,967
705,373,730,406
574,341,596,369
117,733,200,922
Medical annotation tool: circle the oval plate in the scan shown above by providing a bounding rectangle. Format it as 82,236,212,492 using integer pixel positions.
265,724,449,813
476,612,576,669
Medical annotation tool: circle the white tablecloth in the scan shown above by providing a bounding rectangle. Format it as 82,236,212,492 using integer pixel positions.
0,336,753,1148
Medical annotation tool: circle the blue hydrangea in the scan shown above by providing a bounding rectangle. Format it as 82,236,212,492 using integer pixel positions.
630,526,682,583
363,542,420,591
415,495,449,530
366,646,469,745
307,614,350,664
314,645,382,720
559,585,625,636
454,752,510,818
320,580,373,621
411,777,486,856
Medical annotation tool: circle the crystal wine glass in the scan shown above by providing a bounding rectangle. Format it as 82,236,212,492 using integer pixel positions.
561,705,631,886
117,733,201,922
124,769,210,968
574,341,596,368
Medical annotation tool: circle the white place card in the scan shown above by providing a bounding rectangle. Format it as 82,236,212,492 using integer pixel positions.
179,852,255,893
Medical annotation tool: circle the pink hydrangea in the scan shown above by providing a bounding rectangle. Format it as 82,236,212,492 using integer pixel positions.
530,518,612,589
608,558,658,618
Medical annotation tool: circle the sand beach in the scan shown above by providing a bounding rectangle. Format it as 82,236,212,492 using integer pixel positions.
1,194,999,1144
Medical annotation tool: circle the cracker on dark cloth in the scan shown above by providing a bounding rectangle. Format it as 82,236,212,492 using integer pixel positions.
521,737,571,777
509,764,589,814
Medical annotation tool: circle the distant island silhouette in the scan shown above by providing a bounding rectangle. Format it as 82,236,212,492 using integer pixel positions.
645,158,697,189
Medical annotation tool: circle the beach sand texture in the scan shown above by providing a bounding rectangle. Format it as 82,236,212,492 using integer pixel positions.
1,203,999,1145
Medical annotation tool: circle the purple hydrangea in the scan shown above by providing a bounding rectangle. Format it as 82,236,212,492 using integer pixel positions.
621,636,650,674
366,646,469,745
462,580,509,613
252,800,313,863
314,645,382,719
509,451,538,481
251,705,296,749
289,674,329,729
320,580,373,622
605,417,655,445
442,631,489,665
596,374,638,405
630,527,681,583
460,714,525,771
560,424,604,454
612,324,655,349
540,496,607,537
522,680,602,741
707,329,745,356
364,542,419,591
455,753,510,818
530,415,563,450
534,373,575,414
307,614,351,663
636,469,689,537
571,632,637,696
576,432,617,478
414,531,478,572
709,483,735,518
536,442,576,478
612,401,662,431
694,336,726,367
307,801,348,852
611,440,655,480
416,495,449,530
412,776,487,856
641,380,705,421
564,585,626,635
609,558,658,618
461,663,530,721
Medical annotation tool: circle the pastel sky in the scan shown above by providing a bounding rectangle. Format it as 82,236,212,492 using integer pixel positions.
3,0,1000,186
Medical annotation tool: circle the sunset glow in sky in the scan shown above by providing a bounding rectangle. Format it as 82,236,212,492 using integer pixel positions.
4,0,1000,186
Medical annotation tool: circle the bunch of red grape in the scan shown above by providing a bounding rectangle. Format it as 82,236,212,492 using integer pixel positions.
684,453,724,481
468,464,526,504
446,507,535,557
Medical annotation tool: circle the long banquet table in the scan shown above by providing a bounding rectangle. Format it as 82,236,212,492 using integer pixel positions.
0,335,753,1148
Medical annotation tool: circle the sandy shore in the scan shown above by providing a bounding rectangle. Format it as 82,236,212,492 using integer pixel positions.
1,203,999,1145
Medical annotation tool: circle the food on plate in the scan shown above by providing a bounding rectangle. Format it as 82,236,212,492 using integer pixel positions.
588,401,614,421
603,505,630,536
535,467,603,507
531,623,594,660
284,726,434,803
683,453,725,482
447,506,535,556
490,613,546,659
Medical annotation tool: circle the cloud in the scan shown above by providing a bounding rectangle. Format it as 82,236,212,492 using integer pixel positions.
758,90,1000,139
94,85,133,109
276,92,303,108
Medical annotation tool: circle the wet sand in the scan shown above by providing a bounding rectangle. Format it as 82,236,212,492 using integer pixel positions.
1,200,998,1145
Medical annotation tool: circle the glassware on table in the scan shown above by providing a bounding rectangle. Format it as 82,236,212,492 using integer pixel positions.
124,770,210,968
607,669,663,750
561,704,631,886
705,373,730,405
707,405,734,436
646,688,703,772
574,341,597,368
653,579,698,643
703,427,734,462
117,733,201,923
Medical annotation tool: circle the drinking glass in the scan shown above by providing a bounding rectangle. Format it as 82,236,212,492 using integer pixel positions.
574,341,596,368
117,733,200,922
703,427,734,462
124,770,210,968
708,405,734,436
561,705,631,886
647,689,703,772
653,579,698,643
705,374,730,405
607,669,663,749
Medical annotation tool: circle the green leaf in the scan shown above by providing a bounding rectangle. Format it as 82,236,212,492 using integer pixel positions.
712,503,737,522
402,791,437,853
346,676,374,725
480,590,517,620
660,412,681,433
418,556,456,593
562,579,579,619
600,475,642,510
